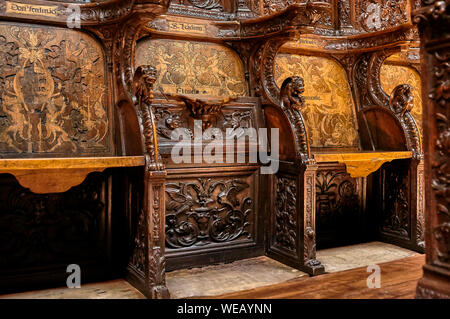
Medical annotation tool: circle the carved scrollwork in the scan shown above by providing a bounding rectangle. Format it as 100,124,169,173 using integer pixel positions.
154,107,185,139
165,178,252,248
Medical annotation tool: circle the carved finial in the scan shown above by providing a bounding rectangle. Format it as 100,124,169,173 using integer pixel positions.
389,84,414,116
280,76,306,110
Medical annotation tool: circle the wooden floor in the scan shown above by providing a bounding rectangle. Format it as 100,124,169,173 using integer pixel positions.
1,254,425,299
207,254,425,299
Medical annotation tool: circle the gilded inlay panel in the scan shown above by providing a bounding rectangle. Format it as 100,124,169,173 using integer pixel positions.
0,22,111,155
274,54,359,148
135,39,248,97
380,63,423,137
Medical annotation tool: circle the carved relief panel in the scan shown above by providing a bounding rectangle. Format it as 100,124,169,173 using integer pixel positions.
135,39,248,97
0,22,112,156
151,97,259,160
379,160,411,240
164,170,259,253
273,174,298,255
315,164,364,248
274,53,359,148
355,0,410,33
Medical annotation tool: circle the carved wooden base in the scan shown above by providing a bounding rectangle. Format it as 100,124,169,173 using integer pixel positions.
416,265,450,299
126,266,170,299
126,170,170,299
377,159,425,254
267,162,324,276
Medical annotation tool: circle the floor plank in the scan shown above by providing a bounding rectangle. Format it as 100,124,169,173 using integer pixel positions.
206,255,425,299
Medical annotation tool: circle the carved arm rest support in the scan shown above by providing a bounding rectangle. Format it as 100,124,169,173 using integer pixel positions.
132,65,165,172
276,76,312,164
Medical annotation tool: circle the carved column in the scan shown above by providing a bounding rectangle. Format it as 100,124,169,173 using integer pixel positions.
145,170,169,298
125,65,170,298
414,0,450,299
302,164,324,275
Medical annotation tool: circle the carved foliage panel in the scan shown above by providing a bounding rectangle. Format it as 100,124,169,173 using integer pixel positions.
273,174,298,255
274,53,359,148
168,0,257,19
338,0,352,28
380,63,423,138
0,22,111,156
428,49,450,267
315,165,363,246
0,174,108,271
380,161,411,239
355,0,410,33
152,100,256,147
164,173,256,250
135,39,248,97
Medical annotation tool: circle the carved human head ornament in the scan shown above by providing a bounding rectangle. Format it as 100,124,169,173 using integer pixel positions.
280,76,306,110
133,65,157,103
389,84,414,116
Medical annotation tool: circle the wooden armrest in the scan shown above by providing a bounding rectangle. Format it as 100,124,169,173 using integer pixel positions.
313,151,412,177
0,156,145,194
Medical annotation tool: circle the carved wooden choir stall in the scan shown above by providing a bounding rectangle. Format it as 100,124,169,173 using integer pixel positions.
0,0,430,298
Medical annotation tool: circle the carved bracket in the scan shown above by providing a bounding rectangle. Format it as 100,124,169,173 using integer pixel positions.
132,65,165,171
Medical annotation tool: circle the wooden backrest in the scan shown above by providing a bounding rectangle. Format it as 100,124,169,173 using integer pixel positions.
0,21,113,158
274,53,360,152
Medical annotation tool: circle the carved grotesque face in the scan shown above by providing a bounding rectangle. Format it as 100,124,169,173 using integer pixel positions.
390,84,413,115
141,65,157,99
288,76,305,109
165,114,181,130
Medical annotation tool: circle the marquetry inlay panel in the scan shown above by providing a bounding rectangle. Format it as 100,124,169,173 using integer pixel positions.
274,54,359,148
135,39,248,97
0,22,111,156
380,63,423,137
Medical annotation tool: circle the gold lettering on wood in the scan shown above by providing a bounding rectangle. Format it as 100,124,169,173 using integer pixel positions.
135,39,248,97
0,23,111,155
6,1,59,18
168,21,206,34
275,54,359,148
